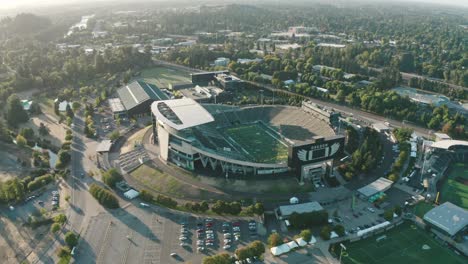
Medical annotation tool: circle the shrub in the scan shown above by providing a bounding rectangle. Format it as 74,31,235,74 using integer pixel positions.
64,232,78,247
267,233,282,248
299,229,312,242
155,194,177,208
102,169,123,188
139,190,154,203
288,210,329,229
57,246,71,258
320,226,332,240
54,214,67,224
333,224,345,237
27,174,54,192
51,223,61,233
89,183,120,209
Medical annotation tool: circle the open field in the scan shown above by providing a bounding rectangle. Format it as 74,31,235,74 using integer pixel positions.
140,66,191,88
341,222,465,264
224,123,288,163
439,163,468,209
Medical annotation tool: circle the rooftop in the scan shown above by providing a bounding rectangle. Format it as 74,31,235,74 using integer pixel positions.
278,201,323,217
96,140,113,153
424,202,468,236
117,80,169,111
357,177,393,197
151,98,215,130
108,98,126,113
431,140,468,150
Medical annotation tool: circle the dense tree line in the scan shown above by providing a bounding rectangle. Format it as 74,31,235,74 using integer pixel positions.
89,183,120,209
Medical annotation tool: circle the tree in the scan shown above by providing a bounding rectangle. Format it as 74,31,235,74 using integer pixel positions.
267,233,281,247
235,247,253,260
38,122,49,136
16,134,27,147
333,225,345,237
249,240,265,257
51,223,61,233
89,183,120,209
64,232,78,247
320,226,332,240
399,53,415,72
0,120,10,142
109,131,120,141
6,94,29,127
299,229,312,242
202,253,231,264
102,168,123,188
72,101,81,112
53,213,67,224
57,246,71,258
384,209,394,221
394,205,402,216
140,189,154,203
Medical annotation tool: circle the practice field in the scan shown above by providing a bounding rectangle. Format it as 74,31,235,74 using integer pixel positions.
440,163,468,209
140,66,191,88
341,222,465,264
224,123,288,163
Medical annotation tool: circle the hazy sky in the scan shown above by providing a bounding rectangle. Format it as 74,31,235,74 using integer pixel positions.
0,0,467,10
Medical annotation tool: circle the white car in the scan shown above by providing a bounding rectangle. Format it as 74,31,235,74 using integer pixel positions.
170,253,177,257
140,202,149,207
223,239,232,243
179,236,188,241
224,233,232,238
197,246,205,252
223,244,231,250
180,242,189,247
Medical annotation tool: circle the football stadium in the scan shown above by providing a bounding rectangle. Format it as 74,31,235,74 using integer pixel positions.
151,98,345,180
422,140,468,209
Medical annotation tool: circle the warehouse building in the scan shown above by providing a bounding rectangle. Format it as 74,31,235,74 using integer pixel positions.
114,80,170,117
424,202,468,237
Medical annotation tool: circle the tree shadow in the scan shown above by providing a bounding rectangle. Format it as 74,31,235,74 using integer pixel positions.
108,209,160,243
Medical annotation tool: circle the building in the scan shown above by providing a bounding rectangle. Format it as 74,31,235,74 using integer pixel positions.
116,80,170,117
108,98,127,118
372,122,391,133
275,202,324,220
423,202,468,237
434,133,451,142
191,70,229,85
214,57,230,67
178,85,224,103
357,177,393,199
276,43,302,51
214,73,244,90
302,100,340,127
237,58,262,64
151,99,344,179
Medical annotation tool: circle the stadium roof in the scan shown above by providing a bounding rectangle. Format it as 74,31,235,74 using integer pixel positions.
151,98,214,130
424,202,468,236
278,201,323,218
357,177,393,197
117,80,169,111
108,98,126,113
431,140,468,150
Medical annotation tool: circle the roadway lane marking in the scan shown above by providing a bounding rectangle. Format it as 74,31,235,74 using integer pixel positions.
96,220,113,264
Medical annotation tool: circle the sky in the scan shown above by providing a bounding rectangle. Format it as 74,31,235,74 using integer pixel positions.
0,0,467,10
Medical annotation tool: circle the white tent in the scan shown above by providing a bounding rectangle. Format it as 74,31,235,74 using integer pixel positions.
286,240,299,250
295,237,307,247
330,231,339,239
124,189,140,200
270,244,290,256
309,236,317,245
357,221,391,237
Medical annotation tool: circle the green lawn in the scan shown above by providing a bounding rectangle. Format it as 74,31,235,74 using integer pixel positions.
139,66,191,88
224,123,288,163
440,163,468,209
130,163,184,198
341,222,465,264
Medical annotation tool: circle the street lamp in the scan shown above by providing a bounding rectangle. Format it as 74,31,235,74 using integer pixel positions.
339,243,347,263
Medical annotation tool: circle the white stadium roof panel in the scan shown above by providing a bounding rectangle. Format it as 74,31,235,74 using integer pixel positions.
151,98,214,130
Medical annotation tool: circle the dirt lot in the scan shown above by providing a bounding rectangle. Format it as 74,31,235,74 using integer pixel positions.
18,113,66,149
0,143,32,181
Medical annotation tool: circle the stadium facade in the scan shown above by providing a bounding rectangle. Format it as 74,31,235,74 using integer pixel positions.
151,98,344,180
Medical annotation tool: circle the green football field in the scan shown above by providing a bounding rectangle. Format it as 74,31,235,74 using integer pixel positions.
440,163,468,209
342,222,465,264
224,124,288,163
140,66,191,88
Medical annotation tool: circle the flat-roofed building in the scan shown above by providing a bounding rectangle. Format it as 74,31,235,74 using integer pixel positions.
423,202,468,237
357,177,393,199
275,201,324,220
108,98,126,117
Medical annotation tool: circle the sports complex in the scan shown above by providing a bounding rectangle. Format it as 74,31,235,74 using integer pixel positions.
151,98,344,180
340,222,466,264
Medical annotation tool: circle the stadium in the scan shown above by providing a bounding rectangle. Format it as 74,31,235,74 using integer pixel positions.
150,98,345,181
422,140,468,209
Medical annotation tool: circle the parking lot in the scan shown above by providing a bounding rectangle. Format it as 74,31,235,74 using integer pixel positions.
75,202,262,264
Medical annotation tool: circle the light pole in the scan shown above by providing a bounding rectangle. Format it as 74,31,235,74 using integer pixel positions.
339,243,347,263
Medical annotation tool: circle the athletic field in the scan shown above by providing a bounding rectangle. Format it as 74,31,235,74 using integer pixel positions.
342,222,465,264
140,66,191,88
440,163,468,209
224,123,288,163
